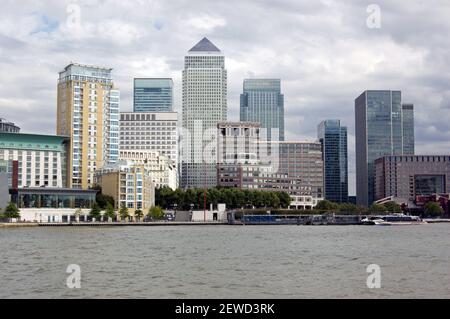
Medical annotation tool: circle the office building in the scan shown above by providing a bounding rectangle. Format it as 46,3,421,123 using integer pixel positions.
355,90,415,206
181,37,227,189
119,111,178,186
0,118,20,133
0,132,69,188
133,78,173,112
57,63,120,189
374,155,450,202
318,120,348,203
217,122,261,165
277,141,324,200
402,104,415,155
240,79,284,141
94,160,155,218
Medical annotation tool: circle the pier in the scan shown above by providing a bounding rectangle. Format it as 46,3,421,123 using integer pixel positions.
37,221,228,227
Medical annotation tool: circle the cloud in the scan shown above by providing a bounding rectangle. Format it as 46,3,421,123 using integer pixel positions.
186,15,226,30
1,0,450,195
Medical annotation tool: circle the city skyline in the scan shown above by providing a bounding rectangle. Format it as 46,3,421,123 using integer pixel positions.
1,1,450,196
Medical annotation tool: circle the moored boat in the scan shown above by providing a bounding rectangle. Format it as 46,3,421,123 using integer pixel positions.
361,214,427,226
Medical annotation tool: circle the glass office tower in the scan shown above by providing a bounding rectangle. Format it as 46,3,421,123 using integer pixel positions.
402,104,415,155
355,90,412,206
240,79,284,141
318,120,348,203
133,78,173,112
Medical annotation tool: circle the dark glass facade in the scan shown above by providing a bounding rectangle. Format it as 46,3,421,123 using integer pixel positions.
240,79,284,141
133,78,173,112
402,104,415,154
318,120,348,203
10,188,97,209
356,91,415,206
414,175,445,196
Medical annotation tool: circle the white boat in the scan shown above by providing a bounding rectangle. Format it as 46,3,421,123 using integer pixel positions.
361,214,427,226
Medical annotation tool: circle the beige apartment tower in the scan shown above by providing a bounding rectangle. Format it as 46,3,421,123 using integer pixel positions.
57,63,120,189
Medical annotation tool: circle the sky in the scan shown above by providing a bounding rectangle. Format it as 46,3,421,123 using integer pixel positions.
1,0,450,195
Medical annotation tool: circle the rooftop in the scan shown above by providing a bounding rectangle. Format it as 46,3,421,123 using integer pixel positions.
188,37,221,52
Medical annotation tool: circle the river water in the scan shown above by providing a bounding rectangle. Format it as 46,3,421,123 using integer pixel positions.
0,224,449,298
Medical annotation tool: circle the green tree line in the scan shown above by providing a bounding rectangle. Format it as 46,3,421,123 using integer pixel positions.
156,187,292,210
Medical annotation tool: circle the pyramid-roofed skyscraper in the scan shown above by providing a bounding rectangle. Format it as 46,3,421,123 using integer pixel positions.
181,38,227,189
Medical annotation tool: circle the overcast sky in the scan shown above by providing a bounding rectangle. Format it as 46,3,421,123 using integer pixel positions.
1,0,450,195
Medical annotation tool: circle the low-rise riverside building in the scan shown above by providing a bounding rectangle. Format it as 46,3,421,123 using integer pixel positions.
9,187,97,222
94,160,155,218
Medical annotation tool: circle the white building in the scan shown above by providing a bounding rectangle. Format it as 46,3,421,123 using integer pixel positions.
119,150,177,190
181,37,227,189
119,112,178,187
0,133,69,188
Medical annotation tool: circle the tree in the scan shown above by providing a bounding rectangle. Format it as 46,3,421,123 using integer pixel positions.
369,203,386,214
104,203,116,221
134,209,144,221
148,206,164,220
339,203,359,213
96,194,115,210
89,203,101,220
119,203,129,221
74,208,82,222
277,192,292,209
90,184,114,209
315,200,339,211
383,201,402,213
425,202,444,218
4,202,20,221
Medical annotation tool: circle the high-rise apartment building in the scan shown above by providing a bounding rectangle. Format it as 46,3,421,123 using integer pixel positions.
133,78,173,112
318,120,348,203
57,63,120,189
240,79,284,141
355,90,415,206
181,37,227,189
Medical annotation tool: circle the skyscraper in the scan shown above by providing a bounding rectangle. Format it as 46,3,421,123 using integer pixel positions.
402,104,415,155
133,78,173,112
240,79,284,141
57,63,120,189
318,120,348,203
181,37,227,189
355,90,414,206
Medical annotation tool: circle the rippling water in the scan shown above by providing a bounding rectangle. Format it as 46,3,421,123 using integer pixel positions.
0,224,449,298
